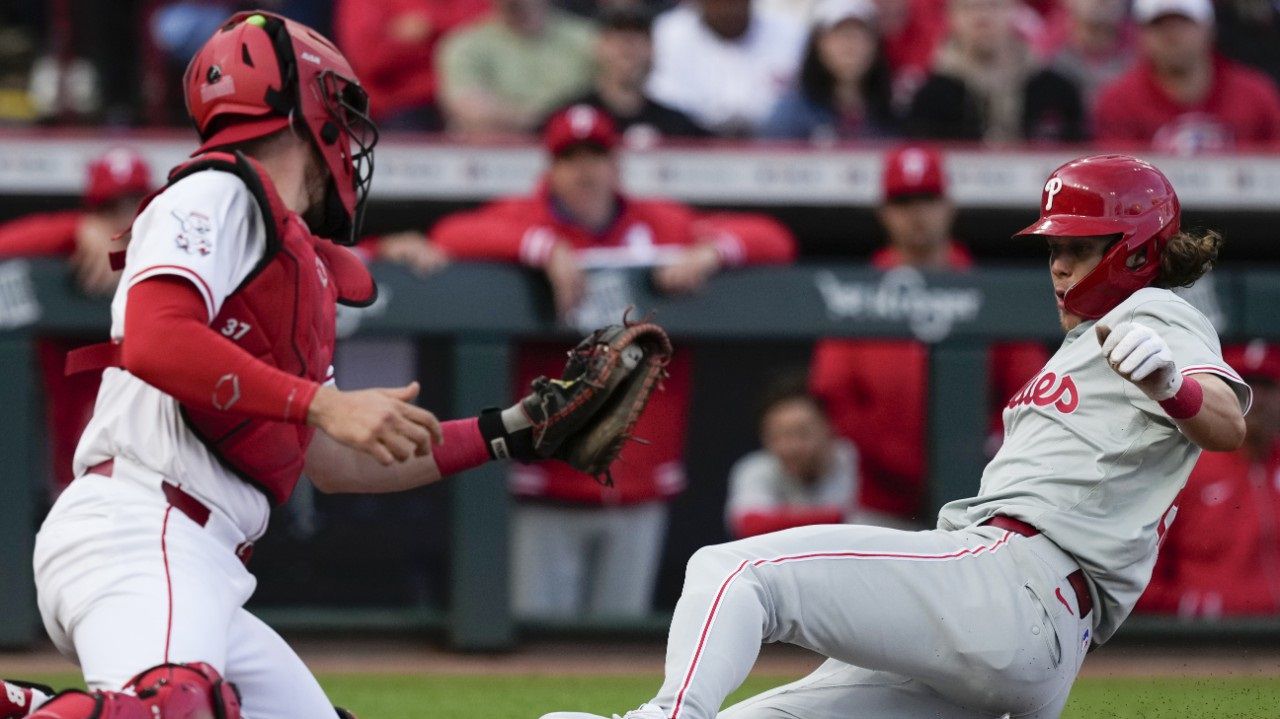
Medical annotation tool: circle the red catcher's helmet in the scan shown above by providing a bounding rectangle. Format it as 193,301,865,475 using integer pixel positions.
84,148,152,208
182,10,377,245
1015,154,1181,319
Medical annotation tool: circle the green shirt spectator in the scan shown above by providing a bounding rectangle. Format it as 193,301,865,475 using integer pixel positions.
438,0,597,135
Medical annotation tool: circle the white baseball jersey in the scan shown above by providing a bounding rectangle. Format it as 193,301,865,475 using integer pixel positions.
73,169,273,539
938,287,1251,643
724,439,858,528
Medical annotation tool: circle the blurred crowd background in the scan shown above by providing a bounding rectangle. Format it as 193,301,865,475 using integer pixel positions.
3,0,1279,150
2,0,1280,634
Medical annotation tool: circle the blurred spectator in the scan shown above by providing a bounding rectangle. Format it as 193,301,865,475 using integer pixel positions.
437,0,596,135
431,106,796,618
1038,0,1136,109
647,0,807,136
809,145,1047,523
1139,342,1280,617
0,2,43,124
759,0,823,20
1093,0,1280,153
144,2,242,125
557,0,677,19
907,0,1086,142
760,0,898,142
549,6,709,146
361,232,452,275
1215,0,1280,87
335,0,490,131
0,148,151,494
725,374,862,539
875,0,949,109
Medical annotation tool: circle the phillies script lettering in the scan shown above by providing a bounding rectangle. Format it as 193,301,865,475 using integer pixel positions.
1008,371,1079,413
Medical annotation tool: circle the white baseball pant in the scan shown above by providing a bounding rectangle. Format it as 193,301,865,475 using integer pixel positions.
646,523,1092,719
33,463,336,719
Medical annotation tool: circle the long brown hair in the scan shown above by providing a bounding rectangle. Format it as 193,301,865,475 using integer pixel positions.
1155,230,1223,288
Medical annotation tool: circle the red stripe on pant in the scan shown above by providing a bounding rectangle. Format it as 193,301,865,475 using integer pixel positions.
161,506,175,663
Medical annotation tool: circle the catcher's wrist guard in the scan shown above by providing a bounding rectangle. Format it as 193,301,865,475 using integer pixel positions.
477,407,537,462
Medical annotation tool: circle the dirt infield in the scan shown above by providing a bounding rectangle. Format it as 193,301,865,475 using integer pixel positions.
1,638,1277,679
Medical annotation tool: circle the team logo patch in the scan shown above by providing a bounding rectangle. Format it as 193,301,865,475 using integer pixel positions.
1007,371,1079,414
172,210,214,256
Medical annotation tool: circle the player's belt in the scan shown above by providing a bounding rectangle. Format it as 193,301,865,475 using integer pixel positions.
982,515,1094,619
84,459,255,566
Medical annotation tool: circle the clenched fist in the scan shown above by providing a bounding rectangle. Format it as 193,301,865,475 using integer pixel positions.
1096,321,1181,401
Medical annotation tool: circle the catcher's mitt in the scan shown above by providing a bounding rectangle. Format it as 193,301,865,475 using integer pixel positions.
519,317,673,484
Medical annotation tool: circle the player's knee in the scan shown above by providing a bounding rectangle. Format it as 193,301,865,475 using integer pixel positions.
685,543,738,580
124,662,241,719
29,690,147,719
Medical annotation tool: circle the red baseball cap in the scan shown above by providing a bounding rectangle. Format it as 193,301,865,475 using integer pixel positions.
544,105,620,157
84,147,153,207
1224,341,1280,385
882,144,946,202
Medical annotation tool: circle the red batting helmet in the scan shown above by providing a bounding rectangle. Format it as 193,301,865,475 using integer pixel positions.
1015,154,1181,319
84,148,152,208
183,10,377,245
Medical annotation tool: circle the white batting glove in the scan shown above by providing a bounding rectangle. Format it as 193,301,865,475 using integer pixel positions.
1097,321,1182,401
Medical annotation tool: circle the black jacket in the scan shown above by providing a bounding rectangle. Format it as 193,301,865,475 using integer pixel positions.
907,68,1086,142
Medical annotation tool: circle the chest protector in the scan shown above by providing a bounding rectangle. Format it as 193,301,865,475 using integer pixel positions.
70,151,376,504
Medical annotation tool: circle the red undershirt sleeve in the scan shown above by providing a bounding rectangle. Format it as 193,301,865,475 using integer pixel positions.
122,276,320,424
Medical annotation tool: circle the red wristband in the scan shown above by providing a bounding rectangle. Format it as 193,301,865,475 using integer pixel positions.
1159,376,1203,420
431,418,492,476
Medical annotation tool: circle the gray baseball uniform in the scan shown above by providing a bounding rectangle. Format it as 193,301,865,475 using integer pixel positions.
939,287,1250,643
629,288,1247,719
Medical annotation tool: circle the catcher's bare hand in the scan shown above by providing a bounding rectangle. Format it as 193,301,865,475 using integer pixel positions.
545,241,586,316
307,382,443,465
653,243,721,295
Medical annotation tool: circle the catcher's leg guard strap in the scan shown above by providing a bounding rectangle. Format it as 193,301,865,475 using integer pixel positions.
28,690,147,719
478,408,535,462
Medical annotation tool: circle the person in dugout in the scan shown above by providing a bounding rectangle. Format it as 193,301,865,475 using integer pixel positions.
0,148,152,495
429,104,796,619
725,374,861,540
1138,340,1280,616
809,144,1049,526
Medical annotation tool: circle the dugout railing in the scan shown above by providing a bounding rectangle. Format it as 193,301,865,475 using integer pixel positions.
2,258,1280,650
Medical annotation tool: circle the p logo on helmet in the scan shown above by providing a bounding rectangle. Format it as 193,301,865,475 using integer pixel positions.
1043,177,1064,211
